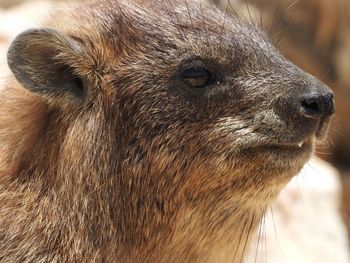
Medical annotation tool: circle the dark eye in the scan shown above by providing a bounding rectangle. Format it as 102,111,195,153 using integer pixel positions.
181,67,212,88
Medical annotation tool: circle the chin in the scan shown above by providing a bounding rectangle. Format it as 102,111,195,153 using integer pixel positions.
232,138,315,185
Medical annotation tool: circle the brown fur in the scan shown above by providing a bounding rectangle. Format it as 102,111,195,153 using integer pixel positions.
0,0,333,262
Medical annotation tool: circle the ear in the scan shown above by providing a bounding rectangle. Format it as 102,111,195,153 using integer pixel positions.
7,28,85,99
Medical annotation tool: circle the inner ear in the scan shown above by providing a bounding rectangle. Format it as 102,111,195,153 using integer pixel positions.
7,28,85,99
56,65,85,97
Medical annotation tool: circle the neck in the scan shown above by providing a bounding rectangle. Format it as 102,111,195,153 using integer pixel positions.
160,203,264,263
2,148,268,263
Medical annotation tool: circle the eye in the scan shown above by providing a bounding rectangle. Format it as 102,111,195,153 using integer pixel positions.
181,67,212,88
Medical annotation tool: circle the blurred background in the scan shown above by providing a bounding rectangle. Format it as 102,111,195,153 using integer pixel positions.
0,0,349,262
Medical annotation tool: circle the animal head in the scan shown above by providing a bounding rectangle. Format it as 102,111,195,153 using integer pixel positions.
6,0,334,206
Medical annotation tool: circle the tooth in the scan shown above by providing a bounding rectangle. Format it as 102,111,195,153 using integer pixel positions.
298,142,303,148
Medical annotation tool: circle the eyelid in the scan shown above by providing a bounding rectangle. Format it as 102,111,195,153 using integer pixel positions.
182,67,209,78
182,67,211,88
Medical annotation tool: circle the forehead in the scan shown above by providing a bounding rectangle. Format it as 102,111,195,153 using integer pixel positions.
96,1,269,47
77,0,277,69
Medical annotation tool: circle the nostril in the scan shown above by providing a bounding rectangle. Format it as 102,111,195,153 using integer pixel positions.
300,92,335,118
301,96,323,117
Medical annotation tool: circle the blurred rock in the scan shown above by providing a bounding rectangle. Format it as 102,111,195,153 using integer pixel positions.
0,0,56,83
0,0,26,9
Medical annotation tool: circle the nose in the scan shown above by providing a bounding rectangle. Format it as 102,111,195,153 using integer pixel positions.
300,92,335,119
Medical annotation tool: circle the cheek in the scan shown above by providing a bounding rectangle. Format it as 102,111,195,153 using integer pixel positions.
201,117,255,153
195,116,314,173
252,109,285,128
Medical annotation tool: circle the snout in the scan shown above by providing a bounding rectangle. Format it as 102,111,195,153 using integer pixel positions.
279,76,335,142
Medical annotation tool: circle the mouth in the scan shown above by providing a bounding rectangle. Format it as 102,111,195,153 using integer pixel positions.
241,137,314,157
261,140,311,151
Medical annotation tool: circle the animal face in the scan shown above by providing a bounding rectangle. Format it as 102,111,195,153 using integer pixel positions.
7,0,334,199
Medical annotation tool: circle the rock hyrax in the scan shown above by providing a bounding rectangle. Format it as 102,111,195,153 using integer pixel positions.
0,0,335,262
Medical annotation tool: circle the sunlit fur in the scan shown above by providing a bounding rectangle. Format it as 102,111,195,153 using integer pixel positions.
0,0,332,262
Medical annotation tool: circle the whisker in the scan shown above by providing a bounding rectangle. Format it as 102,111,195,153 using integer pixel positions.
259,0,264,28
328,137,336,147
238,214,256,263
329,127,344,136
286,0,299,11
301,163,314,193
262,211,267,263
199,1,210,46
219,0,230,46
227,0,239,17
164,0,187,41
314,151,333,155
269,206,288,263
321,69,330,81
133,2,175,46
269,0,283,36
231,216,249,263
276,1,299,48
184,0,195,35
254,207,266,263
295,173,305,205
244,0,254,25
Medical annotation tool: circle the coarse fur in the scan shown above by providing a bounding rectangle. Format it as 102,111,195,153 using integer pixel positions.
0,0,334,262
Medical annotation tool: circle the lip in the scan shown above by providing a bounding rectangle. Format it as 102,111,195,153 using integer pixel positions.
269,139,311,149
262,142,311,151
241,138,314,155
